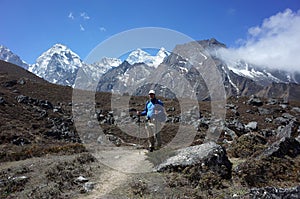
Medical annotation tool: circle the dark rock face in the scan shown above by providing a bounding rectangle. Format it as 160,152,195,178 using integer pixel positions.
257,82,300,102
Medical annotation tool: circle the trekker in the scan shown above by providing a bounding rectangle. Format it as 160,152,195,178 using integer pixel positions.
137,90,166,152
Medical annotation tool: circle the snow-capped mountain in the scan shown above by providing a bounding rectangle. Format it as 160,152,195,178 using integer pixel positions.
218,57,300,86
126,48,170,68
96,39,300,100
1,39,300,100
28,44,84,86
0,45,29,69
76,57,122,89
27,44,123,87
90,57,122,74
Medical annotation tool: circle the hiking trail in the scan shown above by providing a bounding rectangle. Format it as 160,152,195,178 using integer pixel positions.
80,147,154,198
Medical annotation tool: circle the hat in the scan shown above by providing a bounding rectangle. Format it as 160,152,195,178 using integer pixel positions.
148,90,155,95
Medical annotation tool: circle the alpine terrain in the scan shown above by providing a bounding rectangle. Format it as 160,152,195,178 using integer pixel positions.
0,38,300,198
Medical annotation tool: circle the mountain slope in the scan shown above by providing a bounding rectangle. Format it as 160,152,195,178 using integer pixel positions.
0,45,29,69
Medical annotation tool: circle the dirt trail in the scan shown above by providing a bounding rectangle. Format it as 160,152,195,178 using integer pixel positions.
80,147,154,198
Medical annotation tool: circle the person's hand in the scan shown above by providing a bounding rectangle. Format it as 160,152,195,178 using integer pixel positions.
137,111,140,115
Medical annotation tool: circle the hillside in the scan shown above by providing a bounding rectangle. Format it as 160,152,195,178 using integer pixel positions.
0,60,300,198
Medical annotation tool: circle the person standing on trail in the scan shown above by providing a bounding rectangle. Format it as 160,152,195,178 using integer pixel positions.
137,89,166,152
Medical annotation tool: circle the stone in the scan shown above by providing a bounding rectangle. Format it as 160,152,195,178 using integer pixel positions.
155,142,232,179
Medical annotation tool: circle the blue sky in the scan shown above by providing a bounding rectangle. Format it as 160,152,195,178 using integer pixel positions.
1,0,300,69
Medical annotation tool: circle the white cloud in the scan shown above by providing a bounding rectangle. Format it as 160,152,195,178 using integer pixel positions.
99,27,106,32
68,12,74,20
80,12,90,20
80,24,85,31
218,9,300,72
227,8,236,16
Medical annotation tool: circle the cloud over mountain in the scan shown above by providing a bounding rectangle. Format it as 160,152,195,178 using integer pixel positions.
217,9,300,72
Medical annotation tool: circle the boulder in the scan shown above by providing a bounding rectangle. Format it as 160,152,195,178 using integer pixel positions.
0,97,5,105
261,137,300,158
155,142,232,179
247,95,263,106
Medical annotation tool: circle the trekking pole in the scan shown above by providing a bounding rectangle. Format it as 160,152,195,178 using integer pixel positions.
138,114,141,148
155,116,158,146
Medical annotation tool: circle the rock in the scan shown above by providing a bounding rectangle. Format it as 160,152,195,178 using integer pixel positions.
17,78,26,85
83,182,97,192
259,128,276,137
167,107,175,112
53,106,63,113
75,176,89,183
247,95,263,106
292,107,300,113
249,186,300,199
267,98,278,105
245,121,258,131
264,117,273,123
282,113,296,120
39,100,53,109
12,137,31,145
261,137,300,158
155,142,232,179
0,97,5,105
15,95,29,103
3,80,17,87
228,119,246,137
274,117,290,125
276,122,296,138
258,107,273,115
225,103,237,110
280,104,288,109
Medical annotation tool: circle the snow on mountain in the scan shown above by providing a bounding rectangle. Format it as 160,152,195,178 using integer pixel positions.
27,44,122,87
1,39,299,98
220,57,300,86
225,60,283,84
0,45,29,69
28,44,84,86
81,57,122,85
211,43,300,86
126,47,170,68
91,57,122,74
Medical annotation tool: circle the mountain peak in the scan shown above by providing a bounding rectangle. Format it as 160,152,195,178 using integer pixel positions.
51,43,69,51
198,38,227,49
28,43,83,86
126,47,169,68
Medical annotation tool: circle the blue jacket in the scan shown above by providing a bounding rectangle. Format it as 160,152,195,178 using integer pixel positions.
140,98,165,121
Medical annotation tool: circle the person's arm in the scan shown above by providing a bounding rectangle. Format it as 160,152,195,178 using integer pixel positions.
158,99,164,107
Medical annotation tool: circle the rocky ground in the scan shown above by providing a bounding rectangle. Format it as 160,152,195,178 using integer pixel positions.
1,60,300,198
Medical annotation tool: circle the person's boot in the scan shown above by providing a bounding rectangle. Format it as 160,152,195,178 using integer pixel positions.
148,146,154,152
